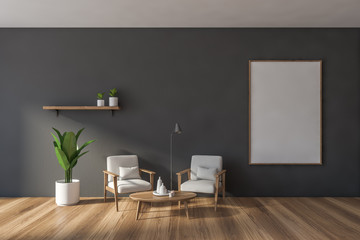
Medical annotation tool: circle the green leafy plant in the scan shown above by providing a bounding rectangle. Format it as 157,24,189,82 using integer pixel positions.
97,92,105,100
51,128,95,183
109,88,118,97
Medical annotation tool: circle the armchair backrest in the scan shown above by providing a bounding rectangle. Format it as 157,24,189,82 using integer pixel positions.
190,155,223,180
107,155,139,181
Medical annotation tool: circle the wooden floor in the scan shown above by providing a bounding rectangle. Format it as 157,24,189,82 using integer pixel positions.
0,197,359,240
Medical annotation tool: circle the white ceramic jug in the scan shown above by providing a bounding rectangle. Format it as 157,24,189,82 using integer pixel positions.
160,183,167,195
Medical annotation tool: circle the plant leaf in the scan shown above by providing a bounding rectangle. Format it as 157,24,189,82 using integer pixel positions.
51,133,60,148
55,147,70,170
70,151,89,168
109,88,117,97
75,128,84,142
70,159,78,169
52,127,64,145
77,139,95,153
97,93,104,99
62,132,77,162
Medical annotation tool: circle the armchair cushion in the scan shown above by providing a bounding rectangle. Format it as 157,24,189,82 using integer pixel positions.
197,166,217,181
107,155,139,181
108,179,151,193
181,180,221,194
191,155,222,180
119,166,140,180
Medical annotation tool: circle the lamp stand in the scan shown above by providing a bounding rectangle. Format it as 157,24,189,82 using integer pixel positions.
169,123,182,191
170,133,174,191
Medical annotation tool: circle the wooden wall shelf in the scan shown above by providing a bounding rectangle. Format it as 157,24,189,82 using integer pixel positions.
43,106,121,116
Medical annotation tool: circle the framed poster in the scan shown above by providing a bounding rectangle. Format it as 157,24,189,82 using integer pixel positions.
249,60,322,165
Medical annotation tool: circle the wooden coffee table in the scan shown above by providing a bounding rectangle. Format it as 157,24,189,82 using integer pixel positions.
129,191,197,220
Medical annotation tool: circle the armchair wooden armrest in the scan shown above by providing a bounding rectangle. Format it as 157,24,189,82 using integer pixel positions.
140,168,156,175
139,168,156,191
176,168,191,176
103,170,119,177
215,169,226,178
176,168,191,191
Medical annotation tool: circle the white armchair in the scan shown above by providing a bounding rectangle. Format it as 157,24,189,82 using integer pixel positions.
177,155,226,211
103,155,156,211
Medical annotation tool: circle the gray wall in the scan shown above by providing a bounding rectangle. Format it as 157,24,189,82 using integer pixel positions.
0,29,359,197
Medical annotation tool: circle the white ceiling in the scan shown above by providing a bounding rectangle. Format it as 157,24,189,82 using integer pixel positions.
0,0,359,27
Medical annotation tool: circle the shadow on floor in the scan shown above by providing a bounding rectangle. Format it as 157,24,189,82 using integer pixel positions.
138,204,235,220
78,198,107,205
78,197,235,220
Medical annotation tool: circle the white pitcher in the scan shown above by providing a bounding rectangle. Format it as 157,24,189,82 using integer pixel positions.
160,183,167,195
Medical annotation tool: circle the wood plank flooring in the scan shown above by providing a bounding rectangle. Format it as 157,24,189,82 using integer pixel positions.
0,197,359,239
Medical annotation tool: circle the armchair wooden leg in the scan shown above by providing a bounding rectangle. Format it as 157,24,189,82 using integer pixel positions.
104,174,108,202
222,174,226,200
114,176,118,212
177,174,181,192
177,174,182,210
215,177,219,211
114,194,118,212
150,174,154,191
214,191,219,211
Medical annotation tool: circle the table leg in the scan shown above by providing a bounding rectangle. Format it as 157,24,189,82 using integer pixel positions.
136,201,142,220
178,201,181,209
184,201,189,219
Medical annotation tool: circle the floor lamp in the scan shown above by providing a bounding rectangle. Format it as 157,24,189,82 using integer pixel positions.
170,123,182,190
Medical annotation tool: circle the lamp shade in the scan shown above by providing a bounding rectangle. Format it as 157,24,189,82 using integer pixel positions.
174,123,182,134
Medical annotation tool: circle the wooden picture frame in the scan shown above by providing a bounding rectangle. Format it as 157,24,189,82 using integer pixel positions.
249,60,322,165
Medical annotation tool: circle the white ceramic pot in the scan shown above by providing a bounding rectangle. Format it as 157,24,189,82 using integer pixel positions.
55,179,80,206
109,97,118,106
97,99,105,106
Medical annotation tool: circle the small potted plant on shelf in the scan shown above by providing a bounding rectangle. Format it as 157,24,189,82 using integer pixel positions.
51,127,95,206
109,88,118,107
97,92,105,106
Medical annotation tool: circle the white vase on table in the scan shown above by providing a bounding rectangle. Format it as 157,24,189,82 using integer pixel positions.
156,177,162,193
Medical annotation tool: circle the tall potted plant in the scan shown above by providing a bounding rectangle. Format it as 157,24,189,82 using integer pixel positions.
51,127,95,206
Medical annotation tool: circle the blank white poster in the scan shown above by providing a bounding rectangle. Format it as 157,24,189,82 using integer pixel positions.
249,61,322,164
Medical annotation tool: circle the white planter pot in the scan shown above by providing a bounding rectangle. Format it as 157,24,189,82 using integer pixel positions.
109,97,118,106
97,99,105,106
55,179,80,206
